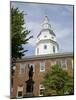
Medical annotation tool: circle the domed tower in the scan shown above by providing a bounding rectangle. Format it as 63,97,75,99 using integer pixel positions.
35,16,59,55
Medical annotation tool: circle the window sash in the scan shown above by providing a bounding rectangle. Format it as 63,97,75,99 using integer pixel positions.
40,89,45,96
17,86,23,98
61,59,67,70
39,84,45,96
19,63,26,75
40,62,45,72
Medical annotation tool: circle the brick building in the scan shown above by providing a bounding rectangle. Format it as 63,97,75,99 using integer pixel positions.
11,52,73,98
11,16,73,98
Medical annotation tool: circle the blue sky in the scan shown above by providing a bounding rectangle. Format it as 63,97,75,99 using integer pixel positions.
11,2,73,56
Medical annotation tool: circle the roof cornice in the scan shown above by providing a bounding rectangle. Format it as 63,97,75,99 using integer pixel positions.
16,52,73,62
37,29,56,38
36,39,59,47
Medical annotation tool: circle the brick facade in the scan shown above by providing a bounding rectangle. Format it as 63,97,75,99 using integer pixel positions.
11,53,74,98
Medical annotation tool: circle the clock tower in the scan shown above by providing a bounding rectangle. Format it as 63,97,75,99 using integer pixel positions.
35,16,59,55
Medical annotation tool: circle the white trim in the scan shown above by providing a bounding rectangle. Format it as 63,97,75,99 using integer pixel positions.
13,66,16,70
39,84,45,96
19,63,26,75
40,62,45,72
37,48,39,54
61,59,67,70
40,84,45,89
16,86,23,99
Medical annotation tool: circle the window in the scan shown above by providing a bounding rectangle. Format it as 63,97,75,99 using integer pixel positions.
53,46,55,53
17,86,23,98
56,59,60,65
37,48,39,54
18,91,22,97
39,84,45,96
44,35,47,38
51,60,56,66
19,63,26,75
40,62,45,72
44,45,47,49
52,36,54,39
29,64,35,72
61,59,67,70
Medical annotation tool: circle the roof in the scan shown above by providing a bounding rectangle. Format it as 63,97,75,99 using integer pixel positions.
36,39,59,49
16,52,73,62
37,29,56,38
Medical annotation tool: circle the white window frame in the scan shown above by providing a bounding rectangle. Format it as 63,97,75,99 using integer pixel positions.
51,61,56,66
29,64,35,72
39,84,45,96
61,59,67,70
40,62,45,72
17,86,23,98
19,63,26,75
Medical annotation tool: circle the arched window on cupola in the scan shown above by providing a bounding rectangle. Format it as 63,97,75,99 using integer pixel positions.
53,46,55,53
44,45,47,49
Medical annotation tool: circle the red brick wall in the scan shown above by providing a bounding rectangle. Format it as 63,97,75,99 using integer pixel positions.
12,57,73,98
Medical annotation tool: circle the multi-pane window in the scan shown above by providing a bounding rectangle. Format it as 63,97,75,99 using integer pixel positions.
44,45,47,49
53,46,55,53
29,64,35,72
39,84,45,96
40,62,45,72
61,59,67,70
19,63,26,75
17,86,23,98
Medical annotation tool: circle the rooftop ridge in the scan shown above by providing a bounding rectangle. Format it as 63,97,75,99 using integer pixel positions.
16,52,73,62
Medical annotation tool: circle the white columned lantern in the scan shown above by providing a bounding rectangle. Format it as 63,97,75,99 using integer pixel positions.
35,16,59,55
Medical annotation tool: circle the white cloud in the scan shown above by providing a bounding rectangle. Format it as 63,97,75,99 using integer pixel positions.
26,14,73,54
25,19,73,50
50,21,73,39
26,21,41,46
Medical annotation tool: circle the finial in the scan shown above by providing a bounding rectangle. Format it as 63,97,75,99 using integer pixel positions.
44,16,49,23
45,15,48,19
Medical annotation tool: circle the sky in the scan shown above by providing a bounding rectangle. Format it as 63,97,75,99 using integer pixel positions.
11,1,74,56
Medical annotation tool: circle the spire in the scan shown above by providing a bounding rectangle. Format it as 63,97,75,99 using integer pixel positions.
42,16,51,29
43,16,49,24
